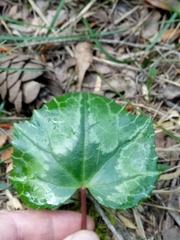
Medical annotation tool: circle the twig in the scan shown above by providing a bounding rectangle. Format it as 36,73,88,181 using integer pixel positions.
133,208,147,240
141,202,180,213
88,193,125,240
93,56,139,71
153,186,180,195
28,0,56,34
167,178,180,226
150,50,180,69
60,0,97,31
114,5,139,25
4,37,175,52
164,100,180,113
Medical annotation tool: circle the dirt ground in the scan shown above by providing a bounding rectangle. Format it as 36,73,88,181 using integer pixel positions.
0,1,180,239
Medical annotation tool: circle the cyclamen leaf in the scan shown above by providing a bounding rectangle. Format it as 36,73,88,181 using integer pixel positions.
10,92,160,209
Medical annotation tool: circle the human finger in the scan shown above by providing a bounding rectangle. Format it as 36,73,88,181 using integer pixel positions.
0,210,94,240
63,230,99,240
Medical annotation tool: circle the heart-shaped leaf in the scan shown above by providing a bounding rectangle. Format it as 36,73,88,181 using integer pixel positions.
10,92,160,209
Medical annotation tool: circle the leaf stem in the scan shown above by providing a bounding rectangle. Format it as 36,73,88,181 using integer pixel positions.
80,187,87,229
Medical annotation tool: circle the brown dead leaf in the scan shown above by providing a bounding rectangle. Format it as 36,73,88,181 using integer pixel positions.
54,58,76,84
8,5,18,17
7,3,29,21
0,123,13,129
6,163,13,173
90,63,111,75
5,189,23,210
161,29,180,41
168,193,180,226
25,9,67,35
155,132,166,148
133,208,146,239
102,70,136,98
94,8,108,23
94,75,102,93
163,84,180,99
40,54,46,63
1,147,14,162
20,16,43,33
160,170,180,180
117,213,137,229
145,0,169,10
82,69,136,98
164,109,179,120
161,228,180,240
142,84,149,101
75,42,93,91
146,0,180,12
41,43,55,52
46,9,67,27
82,73,100,91
141,11,161,39
0,135,8,148
0,47,12,53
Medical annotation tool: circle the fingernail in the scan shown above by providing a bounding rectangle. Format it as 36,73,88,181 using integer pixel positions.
64,230,99,240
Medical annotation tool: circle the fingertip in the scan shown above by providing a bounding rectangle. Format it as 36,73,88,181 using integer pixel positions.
63,230,100,240
0,210,9,214
87,215,95,230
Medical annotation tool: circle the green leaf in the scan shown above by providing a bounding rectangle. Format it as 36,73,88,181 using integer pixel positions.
167,0,180,16
157,164,170,172
150,67,157,77
10,92,160,210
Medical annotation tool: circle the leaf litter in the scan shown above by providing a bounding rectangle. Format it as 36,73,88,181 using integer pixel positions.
74,42,93,91
1,0,180,239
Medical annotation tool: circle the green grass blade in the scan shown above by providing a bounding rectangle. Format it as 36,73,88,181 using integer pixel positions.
82,18,132,64
0,117,29,122
145,12,177,53
168,2,180,16
0,68,47,71
0,101,5,113
0,27,131,59
46,0,65,36
0,27,128,42
0,143,12,152
0,35,40,59
157,164,170,172
0,15,57,31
